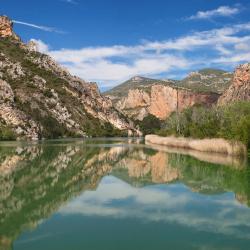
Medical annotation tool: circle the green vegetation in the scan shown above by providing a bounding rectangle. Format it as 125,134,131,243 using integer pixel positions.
157,101,250,147
136,114,162,135
0,125,16,140
83,111,127,137
43,89,53,98
180,68,232,94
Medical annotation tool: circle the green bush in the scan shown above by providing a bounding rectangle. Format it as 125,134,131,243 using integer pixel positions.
0,126,16,141
158,101,250,147
137,114,162,135
43,89,53,98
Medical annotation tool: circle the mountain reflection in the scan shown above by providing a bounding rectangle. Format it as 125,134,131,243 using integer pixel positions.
0,139,249,249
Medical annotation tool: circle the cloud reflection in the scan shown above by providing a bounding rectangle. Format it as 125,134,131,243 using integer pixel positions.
59,176,250,239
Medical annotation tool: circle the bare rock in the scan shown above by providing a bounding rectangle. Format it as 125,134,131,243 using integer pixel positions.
0,16,20,40
218,63,250,105
114,85,219,120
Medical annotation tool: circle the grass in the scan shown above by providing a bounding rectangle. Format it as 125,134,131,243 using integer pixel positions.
0,125,16,141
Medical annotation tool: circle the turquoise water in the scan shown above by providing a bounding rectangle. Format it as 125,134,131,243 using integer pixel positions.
0,138,250,250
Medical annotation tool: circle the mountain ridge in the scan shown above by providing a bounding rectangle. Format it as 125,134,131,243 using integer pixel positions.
0,16,141,140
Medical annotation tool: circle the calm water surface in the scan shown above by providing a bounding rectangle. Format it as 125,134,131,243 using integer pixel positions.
0,138,250,250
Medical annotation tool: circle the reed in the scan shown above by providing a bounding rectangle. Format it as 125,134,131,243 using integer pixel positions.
145,135,247,156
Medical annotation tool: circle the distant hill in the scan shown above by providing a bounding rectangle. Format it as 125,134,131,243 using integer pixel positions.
179,68,233,94
104,76,176,100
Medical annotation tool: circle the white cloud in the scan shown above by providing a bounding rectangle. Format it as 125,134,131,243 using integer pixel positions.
188,5,241,20
31,22,250,87
13,20,63,33
30,39,49,53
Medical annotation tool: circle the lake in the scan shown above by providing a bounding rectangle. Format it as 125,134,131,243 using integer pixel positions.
0,138,250,250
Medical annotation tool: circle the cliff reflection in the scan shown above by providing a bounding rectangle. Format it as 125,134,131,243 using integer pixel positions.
0,140,249,249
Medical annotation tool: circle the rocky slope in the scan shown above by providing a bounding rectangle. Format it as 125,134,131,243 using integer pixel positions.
0,16,140,140
218,63,250,105
105,70,231,121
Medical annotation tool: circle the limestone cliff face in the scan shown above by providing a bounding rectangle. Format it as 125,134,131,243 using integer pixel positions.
218,63,250,105
0,16,140,139
115,85,219,120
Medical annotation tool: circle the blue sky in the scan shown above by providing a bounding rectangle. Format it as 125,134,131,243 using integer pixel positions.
1,0,250,90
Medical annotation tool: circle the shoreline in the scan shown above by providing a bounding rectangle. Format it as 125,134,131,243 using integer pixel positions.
145,135,247,156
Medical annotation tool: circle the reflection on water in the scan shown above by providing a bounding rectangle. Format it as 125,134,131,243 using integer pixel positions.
0,139,250,250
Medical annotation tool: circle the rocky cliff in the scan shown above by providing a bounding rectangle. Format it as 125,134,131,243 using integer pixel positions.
114,85,219,120
0,16,140,139
218,63,250,105
105,70,229,121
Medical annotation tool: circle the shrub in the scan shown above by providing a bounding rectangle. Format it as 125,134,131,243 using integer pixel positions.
158,101,250,147
43,89,53,98
0,126,16,141
137,114,162,135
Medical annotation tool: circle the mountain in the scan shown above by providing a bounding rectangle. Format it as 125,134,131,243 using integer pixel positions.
104,76,176,103
179,68,233,94
0,16,140,140
105,74,222,121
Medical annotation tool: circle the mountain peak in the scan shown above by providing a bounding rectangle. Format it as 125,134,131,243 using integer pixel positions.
130,76,146,82
0,15,19,41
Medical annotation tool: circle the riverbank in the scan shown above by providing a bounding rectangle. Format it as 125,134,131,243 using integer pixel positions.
145,135,247,156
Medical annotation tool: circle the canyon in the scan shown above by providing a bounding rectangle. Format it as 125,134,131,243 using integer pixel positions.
0,15,249,140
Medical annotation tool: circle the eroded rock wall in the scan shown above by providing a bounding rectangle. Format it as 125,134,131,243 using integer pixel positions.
115,85,219,120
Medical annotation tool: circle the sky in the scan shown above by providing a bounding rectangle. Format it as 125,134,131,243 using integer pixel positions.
1,0,250,91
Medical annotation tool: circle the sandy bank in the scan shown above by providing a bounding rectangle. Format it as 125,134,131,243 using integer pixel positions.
145,135,247,156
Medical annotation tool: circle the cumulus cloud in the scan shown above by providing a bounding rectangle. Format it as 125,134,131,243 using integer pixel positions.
31,22,250,87
188,5,241,20
30,39,49,53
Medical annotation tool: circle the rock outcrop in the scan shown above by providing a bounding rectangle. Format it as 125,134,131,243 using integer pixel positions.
0,16,19,40
218,63,250,105
115,85,219,120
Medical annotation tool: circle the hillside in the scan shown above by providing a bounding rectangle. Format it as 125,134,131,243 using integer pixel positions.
0,16,140,140
180,68,233,94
